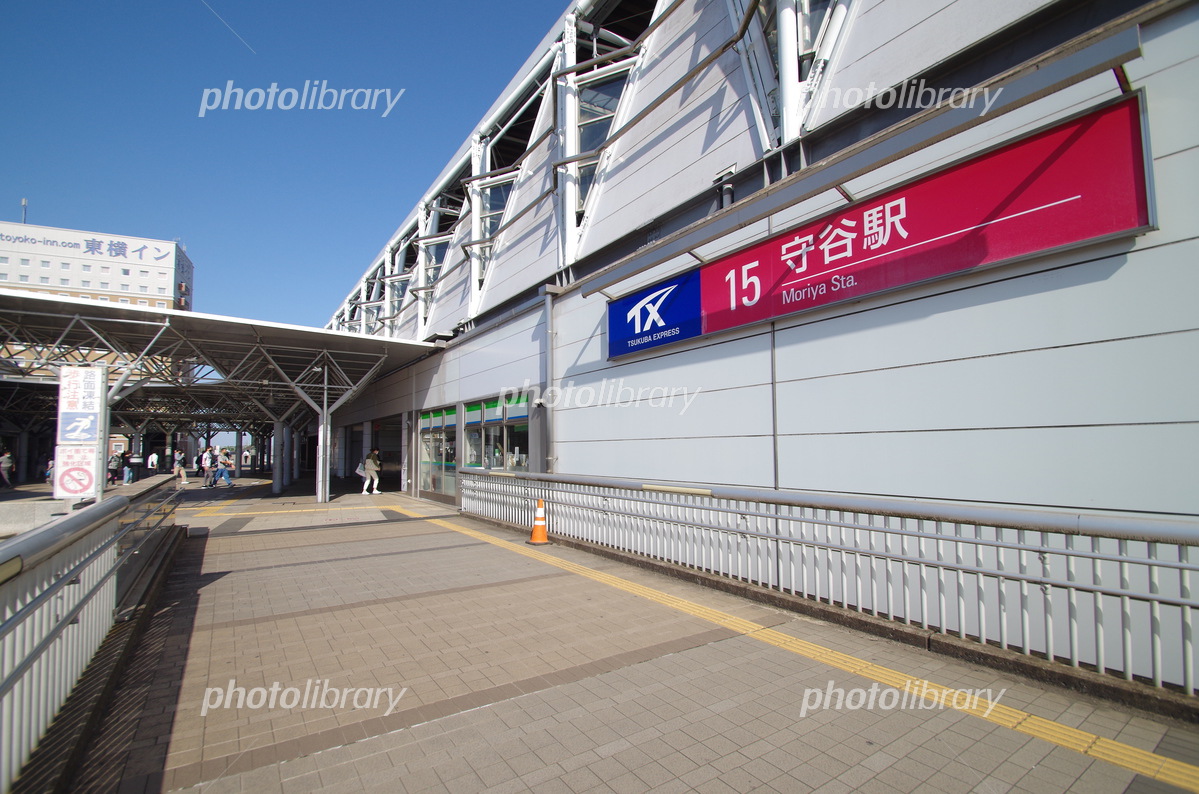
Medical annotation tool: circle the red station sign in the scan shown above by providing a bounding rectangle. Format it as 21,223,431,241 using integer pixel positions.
698,97,1151,334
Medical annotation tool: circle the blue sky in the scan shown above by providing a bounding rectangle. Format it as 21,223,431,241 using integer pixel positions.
1,0,567,327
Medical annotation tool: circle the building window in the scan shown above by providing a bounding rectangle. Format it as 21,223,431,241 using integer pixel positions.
481,179,514,237
139,270,148,277
157,286,166,294
20,259,30,267
120,284,130,291
422,237,450,284
139,285,148,293
100,281,110,289
0,256,7,263
40,260,50,268
0,273,7,281
61,262,70,270
156,301,166,308
137,299,148,305
38,276,49,284
81,280,91,287
575,69,630,208
418,407,458,499
19,274,29,282
101,266,110,274
82,263,91,272
463,395,530,472
578,74,627,152
98,296,109,302
118,298,130,304
60,278,69,286
121,268,130,276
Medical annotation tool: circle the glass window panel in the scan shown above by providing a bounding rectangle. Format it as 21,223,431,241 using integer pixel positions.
579,163,598,206
484,182,511,216
579,118,614,153
579,77,625,121
505,394,529,420
506,424,529,472
482,426,504,469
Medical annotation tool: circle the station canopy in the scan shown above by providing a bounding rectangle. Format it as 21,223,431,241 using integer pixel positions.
0,288,435,438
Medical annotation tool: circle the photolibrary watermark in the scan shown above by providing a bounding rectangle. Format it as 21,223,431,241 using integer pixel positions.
198,80,405,118
816,79,1003,117
201,678,408,717
501,378,702,415
799,679,1008,719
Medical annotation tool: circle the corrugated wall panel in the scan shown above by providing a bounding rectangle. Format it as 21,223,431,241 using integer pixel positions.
578,0,766,259
807,0,1054,130
477,94,562,315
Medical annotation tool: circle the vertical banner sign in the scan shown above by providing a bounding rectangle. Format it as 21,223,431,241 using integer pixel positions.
55,365,106,500
608,97,1151,356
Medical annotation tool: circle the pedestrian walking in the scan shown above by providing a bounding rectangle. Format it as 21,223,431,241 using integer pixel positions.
361,447,382,494
200,447,216,487
107,451,122,485
0,450,13,489
122,450,134,485
209,448,235,487
147,450,160,472
173,449,189,485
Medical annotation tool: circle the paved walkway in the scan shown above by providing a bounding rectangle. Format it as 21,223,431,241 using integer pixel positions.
69,484,1199,793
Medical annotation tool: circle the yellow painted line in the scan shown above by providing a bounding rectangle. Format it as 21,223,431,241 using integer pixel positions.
177,504,394,517
381,505,1199,792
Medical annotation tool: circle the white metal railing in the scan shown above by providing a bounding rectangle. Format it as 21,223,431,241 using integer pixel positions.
0,485,180,792
460,469,1199,694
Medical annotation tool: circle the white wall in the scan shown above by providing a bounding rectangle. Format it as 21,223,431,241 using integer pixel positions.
543,3,1199,518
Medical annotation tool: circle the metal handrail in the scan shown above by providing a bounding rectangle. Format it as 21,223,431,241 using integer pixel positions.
0,481,182,790
0,496,129,587
459,468,1199,544
459,468,1199,693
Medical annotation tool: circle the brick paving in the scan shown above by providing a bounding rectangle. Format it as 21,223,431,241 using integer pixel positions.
66,486,1198,793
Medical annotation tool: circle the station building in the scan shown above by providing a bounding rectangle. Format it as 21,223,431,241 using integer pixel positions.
328,0,1198,521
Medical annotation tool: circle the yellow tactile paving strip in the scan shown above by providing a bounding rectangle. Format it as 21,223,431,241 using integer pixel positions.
369,504,1199,794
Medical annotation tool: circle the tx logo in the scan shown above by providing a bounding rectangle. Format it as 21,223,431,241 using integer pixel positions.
626,284,677,334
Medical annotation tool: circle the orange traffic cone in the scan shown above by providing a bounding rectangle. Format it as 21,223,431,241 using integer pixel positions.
527,498,550,545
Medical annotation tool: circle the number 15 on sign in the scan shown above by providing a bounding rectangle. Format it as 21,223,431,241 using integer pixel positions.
701,251,780,334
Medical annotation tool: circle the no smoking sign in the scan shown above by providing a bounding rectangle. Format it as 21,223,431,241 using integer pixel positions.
58,466,94,495
54,445,99,500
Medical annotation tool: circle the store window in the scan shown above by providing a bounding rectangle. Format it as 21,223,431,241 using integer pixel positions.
464,394,530,472
419,407,458,498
